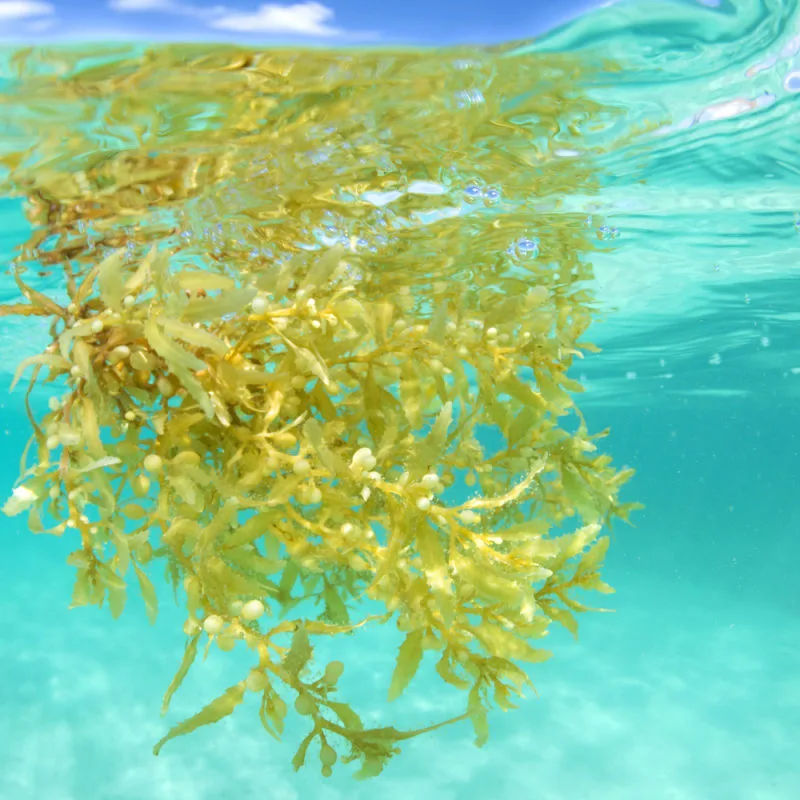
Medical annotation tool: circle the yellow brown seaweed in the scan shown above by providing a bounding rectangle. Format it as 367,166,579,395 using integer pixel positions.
0,42,641,778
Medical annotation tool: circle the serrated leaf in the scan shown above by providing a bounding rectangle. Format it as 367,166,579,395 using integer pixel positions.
467,683,489,747
322,582,349,625
426,300,449,342
282,625,313,678
470,709,489,748
364,370,397,444
107,586,126,619
581,574,615,594
145,317,207,372
0,302,51,318
174,269,236,292
303,417,346,476
327,701,363,731
354,758,387,780
162,633,200,715
79,397,106,457
415,400,453,473
225,548,284,576
97,562,127,591
124,245,158,293
153,683,246,755
96,249,126,311
12,271,67,318
435,653,471,690
542,604,579,638
258,690,287,740
508,406,539,448
180,287,256,323
470,624,552,664
10,353,70,392
133,560,159,624
575,535,610,577
388,629,424,702
562,467,598,519
277,560,299,607
159,317,229,356
301,244,343,291
291,731,316,772
224,511,275,549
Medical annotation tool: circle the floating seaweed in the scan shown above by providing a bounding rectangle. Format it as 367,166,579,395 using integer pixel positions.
0,42,641,779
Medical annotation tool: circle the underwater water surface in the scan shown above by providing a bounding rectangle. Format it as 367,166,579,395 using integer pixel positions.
1,0,799,799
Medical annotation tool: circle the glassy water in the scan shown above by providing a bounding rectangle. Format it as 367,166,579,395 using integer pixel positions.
0,1,798,798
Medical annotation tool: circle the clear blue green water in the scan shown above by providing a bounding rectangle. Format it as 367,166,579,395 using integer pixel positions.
1,0,799,798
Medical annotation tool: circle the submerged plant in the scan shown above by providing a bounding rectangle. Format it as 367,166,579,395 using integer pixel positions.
0,43,640,778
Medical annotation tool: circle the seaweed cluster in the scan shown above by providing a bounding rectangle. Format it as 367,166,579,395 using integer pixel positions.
0,44,639,778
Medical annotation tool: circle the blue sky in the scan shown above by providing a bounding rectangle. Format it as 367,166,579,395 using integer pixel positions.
0,0,606,45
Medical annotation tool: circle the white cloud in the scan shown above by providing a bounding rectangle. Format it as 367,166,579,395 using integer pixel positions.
108,0,196,12
108,0,222,17
109,0,171,9
105,0,377,39
0,0,53,19
211,2,339,35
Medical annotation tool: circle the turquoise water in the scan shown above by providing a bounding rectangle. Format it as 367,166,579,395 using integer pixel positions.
1,1,800,798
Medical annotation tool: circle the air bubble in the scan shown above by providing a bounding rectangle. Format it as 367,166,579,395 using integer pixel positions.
597,225,619,240
464,183,482,201
455,89,485,108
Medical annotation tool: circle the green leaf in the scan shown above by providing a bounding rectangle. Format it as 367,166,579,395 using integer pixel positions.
413,400,454,475
282,625,313,678
259,691,288,740
97,563,127,592
159,317,229,356
435,653,471,690
327,701,363,731
107,586,126,619
224,547,284,576
388,629,424,702
161,633,200,715
301,244,343,291
10,353,70,392
561,467,598,519
133,560,159,624
97,249,126,311
291,731,316,772
507,407,539,448
322,582,349,625
575,536,610,576
145,317,207,372
470,709,489,748
180,287,257,323
468,683,490,747
124,245,158,293
0,301,52,318
543,604,579,638
144,318,214,417
304,417,347,476
153,682,246,755
277,560,300,608
174,268,235,293
12,271,67,319
581,574,616,594
363,370,396,445
223,511,274,549
354,758,387,780
470,625,553,664
74,456,122,474
426,300,449,342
